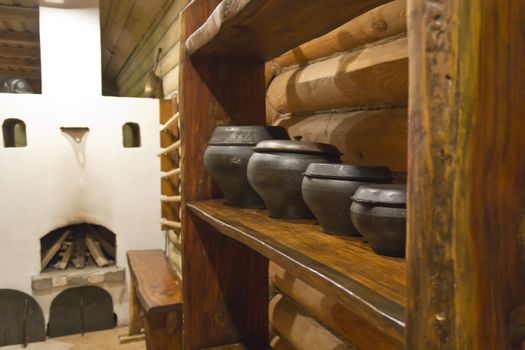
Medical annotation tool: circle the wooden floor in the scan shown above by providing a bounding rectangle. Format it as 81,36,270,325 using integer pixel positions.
0,327,145,350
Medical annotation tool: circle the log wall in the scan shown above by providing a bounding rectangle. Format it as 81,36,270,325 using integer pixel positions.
267,1,407,348
112,0,189,98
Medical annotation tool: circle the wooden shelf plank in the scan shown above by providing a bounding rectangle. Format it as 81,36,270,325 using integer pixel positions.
184,0,391,61
187,199,406,344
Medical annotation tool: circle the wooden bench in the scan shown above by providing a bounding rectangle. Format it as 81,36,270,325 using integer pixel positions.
124,250,182,350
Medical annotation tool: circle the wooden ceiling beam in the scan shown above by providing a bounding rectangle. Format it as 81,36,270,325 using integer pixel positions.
0,68,40,79
0,5,39,21
0,31,39,45
0,57,40,68
0,46,40,58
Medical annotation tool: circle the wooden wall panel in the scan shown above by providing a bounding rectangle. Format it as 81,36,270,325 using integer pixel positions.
110,0,188,98
0,2,41,93
102,0,168,80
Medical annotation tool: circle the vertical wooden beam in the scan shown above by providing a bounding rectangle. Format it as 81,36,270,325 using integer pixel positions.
407,0,525,348
180,1,268,349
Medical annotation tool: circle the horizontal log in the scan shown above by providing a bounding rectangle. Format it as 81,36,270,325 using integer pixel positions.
0,57,40,69
0,5,38,21
0,68,40,79
270,263,403,349
273,0,406,67
0,31,39,45
266,36,408,117
269,294,352,350
270,335,295,350
274,108,407,172
0,46,40,58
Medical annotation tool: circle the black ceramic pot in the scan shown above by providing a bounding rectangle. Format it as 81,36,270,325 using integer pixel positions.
204,126,289,208
302,164,392,236
350,184,407,257
247,139,342,219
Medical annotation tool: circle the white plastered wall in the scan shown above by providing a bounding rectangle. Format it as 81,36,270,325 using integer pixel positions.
0,1,163,325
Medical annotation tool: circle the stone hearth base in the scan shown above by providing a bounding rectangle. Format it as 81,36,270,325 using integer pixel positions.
31,266,125,292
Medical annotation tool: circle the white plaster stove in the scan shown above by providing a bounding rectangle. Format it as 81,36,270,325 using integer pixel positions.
0,0,164,325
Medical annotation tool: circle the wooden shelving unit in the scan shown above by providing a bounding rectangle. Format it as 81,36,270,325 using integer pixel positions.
179,1,399,348
179,0,525,349
188,200,406,344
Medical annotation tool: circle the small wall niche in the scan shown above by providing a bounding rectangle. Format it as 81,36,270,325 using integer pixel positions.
122,122,141,148
2,118,27,147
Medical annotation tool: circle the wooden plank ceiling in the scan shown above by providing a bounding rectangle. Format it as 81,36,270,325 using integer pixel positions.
100,0,171,92
0,0,41,93
0,0,172,95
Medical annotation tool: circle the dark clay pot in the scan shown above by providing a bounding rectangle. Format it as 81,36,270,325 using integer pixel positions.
302,164,392,236
247,139,342,219
350,184,407,257
204,126,289,208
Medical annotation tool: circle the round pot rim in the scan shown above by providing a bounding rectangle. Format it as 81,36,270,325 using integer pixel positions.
253,140,342,156
208,125,289,145
304,164,392,181
351,184,407,205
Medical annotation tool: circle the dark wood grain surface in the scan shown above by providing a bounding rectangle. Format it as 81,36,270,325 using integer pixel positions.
185,0,390,61
180,1,268,349
0,290,45,347
407,0,525,348
127,250,182,313
187,199,406,344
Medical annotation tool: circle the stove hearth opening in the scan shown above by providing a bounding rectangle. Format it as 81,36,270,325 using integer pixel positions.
40,224,116,273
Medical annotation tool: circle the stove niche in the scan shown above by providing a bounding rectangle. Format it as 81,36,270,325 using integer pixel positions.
40,224,116,273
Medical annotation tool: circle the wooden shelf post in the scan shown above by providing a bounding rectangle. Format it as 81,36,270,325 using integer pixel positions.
408,0,525,348
180,1,268,349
